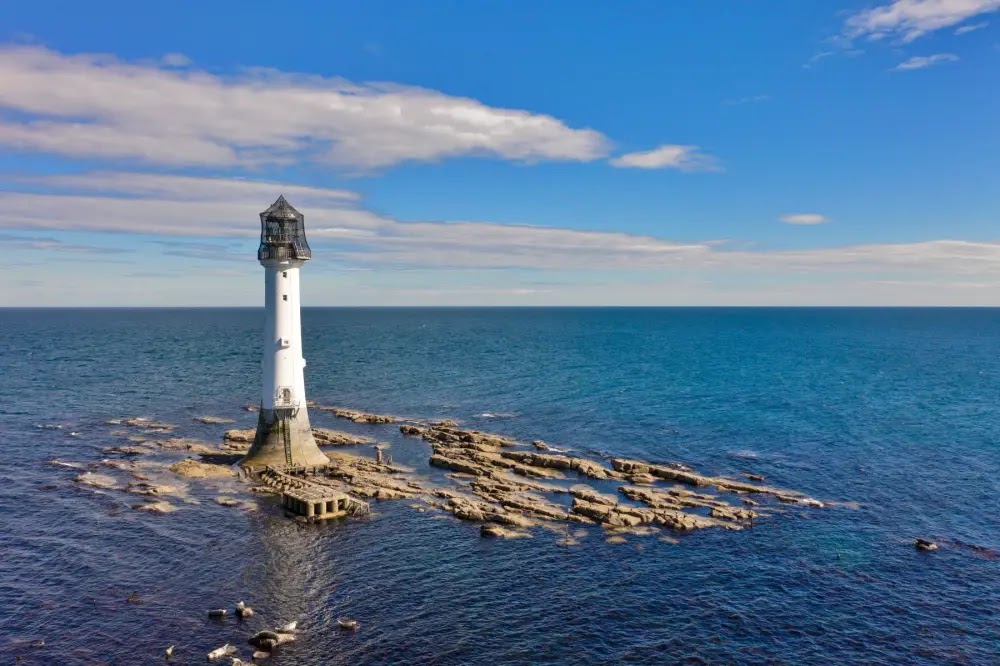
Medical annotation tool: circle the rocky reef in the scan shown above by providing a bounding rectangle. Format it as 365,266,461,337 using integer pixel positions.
248,406,828,541
59,406,827,545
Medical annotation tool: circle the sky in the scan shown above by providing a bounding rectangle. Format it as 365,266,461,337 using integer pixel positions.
0,0,998,306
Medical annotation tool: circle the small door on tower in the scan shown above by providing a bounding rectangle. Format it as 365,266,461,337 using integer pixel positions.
274,386,296,408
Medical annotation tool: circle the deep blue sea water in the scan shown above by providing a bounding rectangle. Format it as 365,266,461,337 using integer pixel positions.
1,307,998,665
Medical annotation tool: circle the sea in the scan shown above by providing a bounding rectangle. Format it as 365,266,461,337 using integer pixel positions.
1,307,998,665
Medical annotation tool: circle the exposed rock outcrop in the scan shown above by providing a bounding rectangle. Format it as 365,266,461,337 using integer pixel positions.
481,524,532,539
170,459,235,479
74,472,119,489
224,429,255,443
106,417,174,432
312,428,375,447
133,501,176,514
194,416,235,424
315,405,401,424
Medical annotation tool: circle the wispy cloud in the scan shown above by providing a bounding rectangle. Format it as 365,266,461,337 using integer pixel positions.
1,172,998,281
892,53,959,70
160,52,192,67
780,214,829,225
844,0,1000,43
0,232,128,254
955,20,989,33
609,145,722,171
0,45,610,170
723,94,770,106
804,51,837,69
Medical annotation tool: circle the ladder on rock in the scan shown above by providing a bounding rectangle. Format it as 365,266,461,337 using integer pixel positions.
281,417,293,467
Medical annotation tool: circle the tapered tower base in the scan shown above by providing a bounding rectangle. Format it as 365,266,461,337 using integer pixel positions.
241,407,330,469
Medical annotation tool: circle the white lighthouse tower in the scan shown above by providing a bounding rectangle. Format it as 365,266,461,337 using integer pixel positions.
241,196,329,469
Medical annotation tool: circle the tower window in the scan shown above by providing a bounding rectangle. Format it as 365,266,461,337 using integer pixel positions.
282,271,287,278
282,295,288,301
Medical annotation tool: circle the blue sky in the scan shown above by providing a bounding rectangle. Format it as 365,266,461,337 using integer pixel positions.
0,0,998,305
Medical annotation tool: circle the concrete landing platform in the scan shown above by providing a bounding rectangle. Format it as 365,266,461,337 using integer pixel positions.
260,465,369,520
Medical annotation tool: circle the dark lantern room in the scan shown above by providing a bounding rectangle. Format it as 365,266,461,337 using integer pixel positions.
258,195,312,262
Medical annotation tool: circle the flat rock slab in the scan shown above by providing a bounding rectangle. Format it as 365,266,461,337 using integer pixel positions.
194,416,235,424
132,501,176,514
170,459,236,479
313,428,375,446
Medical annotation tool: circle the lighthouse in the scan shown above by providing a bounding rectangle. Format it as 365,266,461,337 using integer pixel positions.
241,196,329,469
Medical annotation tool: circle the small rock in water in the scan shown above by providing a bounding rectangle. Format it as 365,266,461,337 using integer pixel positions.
256,638,278,651
208,608,228,618
74,472,119,490
194,415,235,424
252,651,270,660
132,501,176,514
237,606,254,619
480,524,531,539
915,538,939,552
126,591,142,604
249,631,279,649
207,643,236,660
531,440,550,450
280,621,297,633
337,617,360,631
743,473,765,482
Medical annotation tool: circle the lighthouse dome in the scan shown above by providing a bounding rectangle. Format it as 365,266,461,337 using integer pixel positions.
258,195,312,261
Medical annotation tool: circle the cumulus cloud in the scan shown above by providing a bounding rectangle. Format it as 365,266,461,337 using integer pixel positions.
609,145,721,171
0,45,610,170
892,53,960,70
1,171,998,279
780,214,829,225
844,0,1000,42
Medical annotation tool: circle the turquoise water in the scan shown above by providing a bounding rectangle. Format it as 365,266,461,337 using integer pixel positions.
1,307,998,664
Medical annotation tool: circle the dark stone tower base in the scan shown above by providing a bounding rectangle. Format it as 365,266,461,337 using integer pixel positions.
241,407,330,469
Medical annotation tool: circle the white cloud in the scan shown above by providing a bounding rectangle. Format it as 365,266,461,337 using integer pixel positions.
780,214,829,225
609,145,721,171
1,172,999,281
844,0,1000,43
955,20,990,32
0,232,126,254
0,172,709,268
160,52,192,67
0,45,610,170
892,53,960,70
